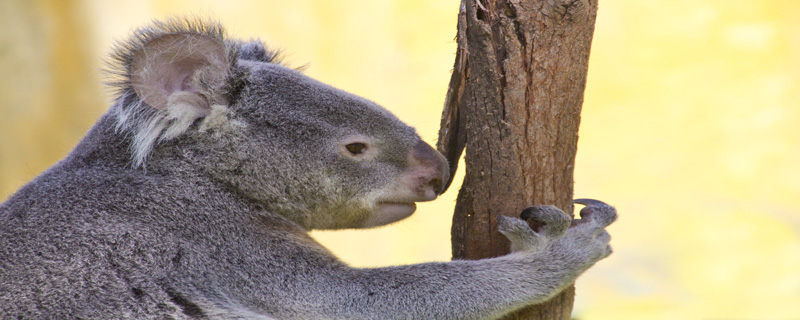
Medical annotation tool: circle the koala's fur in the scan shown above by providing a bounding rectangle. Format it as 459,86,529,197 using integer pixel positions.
0,17,616,319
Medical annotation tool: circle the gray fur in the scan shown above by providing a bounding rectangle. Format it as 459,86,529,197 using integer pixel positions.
0,17,615,319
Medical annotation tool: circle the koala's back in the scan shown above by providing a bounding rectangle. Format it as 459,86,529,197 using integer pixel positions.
0,166,183,318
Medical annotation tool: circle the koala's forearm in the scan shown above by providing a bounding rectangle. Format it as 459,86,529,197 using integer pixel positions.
270,254,577,320
343,257,574,319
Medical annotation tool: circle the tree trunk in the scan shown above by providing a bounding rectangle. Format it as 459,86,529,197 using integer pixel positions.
437,0,598,319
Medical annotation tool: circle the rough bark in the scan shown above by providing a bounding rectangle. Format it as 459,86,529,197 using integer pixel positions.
437,0,598,319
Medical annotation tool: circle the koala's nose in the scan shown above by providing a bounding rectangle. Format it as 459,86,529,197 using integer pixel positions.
412,140,449,195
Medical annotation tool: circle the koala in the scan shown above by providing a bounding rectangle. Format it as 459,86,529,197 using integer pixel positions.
0,17,616,319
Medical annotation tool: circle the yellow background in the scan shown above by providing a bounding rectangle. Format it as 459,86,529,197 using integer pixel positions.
1,1,798,319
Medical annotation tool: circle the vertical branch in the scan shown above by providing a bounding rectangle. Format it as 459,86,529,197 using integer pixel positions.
438,0,598,319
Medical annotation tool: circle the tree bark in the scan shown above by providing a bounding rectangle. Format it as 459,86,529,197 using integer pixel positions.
437,0,598,319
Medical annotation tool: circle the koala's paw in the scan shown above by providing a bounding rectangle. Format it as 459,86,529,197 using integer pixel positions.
559,199,617,263
497,205,571,253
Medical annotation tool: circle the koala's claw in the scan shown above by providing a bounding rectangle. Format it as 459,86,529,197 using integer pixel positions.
572,198,606,207
573,198,617,228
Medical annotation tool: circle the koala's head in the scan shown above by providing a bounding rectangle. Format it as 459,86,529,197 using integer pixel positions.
106,17,448,230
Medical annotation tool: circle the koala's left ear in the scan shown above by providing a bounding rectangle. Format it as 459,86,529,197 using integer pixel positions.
130,33,229,116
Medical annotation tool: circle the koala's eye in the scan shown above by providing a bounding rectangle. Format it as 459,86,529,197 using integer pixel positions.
345,142,368,155
339,136,374,160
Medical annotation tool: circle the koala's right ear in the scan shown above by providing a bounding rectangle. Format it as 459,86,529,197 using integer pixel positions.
130,32,229,117
106,21,238,167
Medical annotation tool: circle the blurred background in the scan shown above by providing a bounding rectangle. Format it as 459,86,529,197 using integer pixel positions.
1,0,798,318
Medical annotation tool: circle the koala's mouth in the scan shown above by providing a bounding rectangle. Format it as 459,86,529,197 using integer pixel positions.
377,201,417,216
363,201,418,227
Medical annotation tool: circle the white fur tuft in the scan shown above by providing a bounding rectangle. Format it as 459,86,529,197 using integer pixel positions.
113,92,220,167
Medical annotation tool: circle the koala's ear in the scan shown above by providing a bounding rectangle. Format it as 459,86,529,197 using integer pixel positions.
130,33,229,114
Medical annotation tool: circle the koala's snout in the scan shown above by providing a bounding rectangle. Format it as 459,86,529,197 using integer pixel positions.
411,140,449,197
